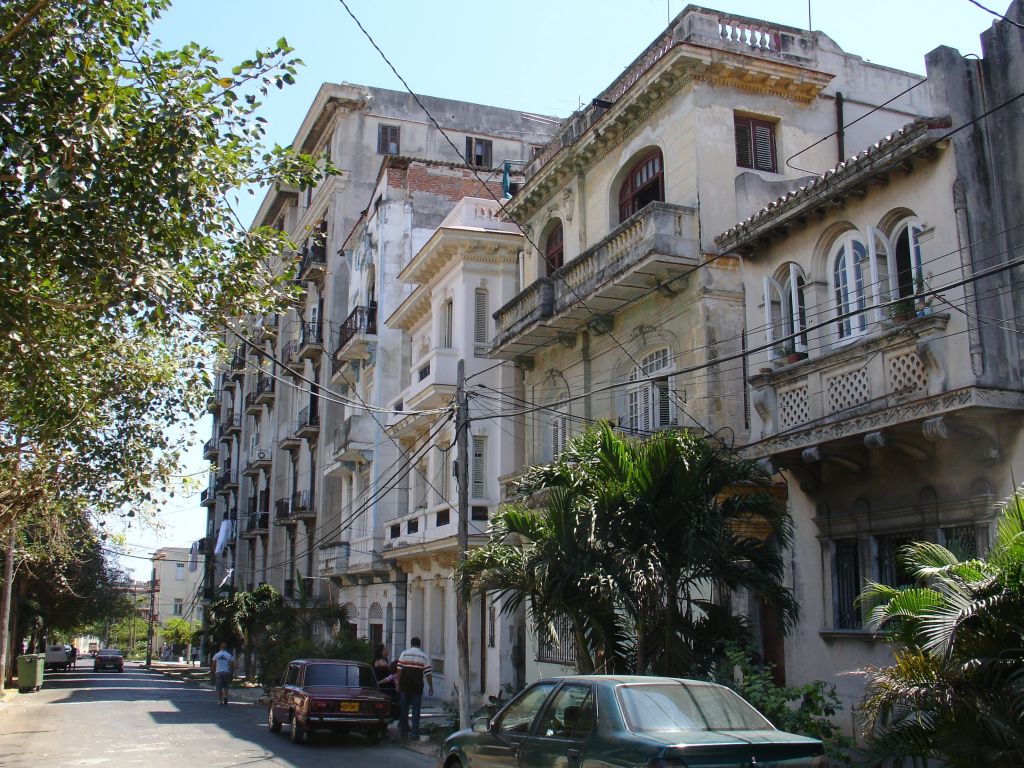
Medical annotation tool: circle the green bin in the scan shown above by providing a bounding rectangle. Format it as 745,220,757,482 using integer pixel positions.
17,653,44,693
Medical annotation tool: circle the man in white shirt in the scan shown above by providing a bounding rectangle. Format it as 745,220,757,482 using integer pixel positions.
211,643,234,706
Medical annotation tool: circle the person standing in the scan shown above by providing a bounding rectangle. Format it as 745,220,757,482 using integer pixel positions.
211,643,234,706
372,643,390,681
396,637,433,740
69,646,78,670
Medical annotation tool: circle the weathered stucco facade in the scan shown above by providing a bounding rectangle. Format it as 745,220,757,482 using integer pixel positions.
715,2,1024,732
202,84,555,662
487,5,934,680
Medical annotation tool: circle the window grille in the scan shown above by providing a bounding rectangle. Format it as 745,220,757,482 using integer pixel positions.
834,539,862,629
537,613,578,665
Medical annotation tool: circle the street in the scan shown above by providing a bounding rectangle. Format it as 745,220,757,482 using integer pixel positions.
0,662,436,768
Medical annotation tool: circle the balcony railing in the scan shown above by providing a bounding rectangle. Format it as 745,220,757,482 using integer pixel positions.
246,512,270,534
255,372,275,404
332,305,377,370
203,438,218,459
291,490,314,519
216,469,237,492
200,488,215,507
318,542,350,575
298,243,327,281
274,497,294,524
282,340,301,371
492,203,698,358
299,320,324,360
295,404,320,439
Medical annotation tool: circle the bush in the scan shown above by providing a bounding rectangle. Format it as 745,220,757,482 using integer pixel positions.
716,644,851,763
255,633,372,688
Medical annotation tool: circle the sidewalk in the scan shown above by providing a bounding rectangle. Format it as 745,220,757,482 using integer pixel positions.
149,660,266,704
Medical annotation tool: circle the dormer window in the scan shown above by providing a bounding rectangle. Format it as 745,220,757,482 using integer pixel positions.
618,150,664,223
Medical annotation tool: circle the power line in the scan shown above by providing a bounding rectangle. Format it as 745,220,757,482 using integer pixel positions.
965,0,1024,29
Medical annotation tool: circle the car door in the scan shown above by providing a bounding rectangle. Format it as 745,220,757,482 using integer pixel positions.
274,663,300,719
472,681,558,768
519,683,596,768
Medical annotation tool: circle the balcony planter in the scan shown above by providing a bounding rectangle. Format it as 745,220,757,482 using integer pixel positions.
785,351,808,364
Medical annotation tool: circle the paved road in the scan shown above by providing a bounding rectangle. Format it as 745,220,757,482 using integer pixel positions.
0,662,435,768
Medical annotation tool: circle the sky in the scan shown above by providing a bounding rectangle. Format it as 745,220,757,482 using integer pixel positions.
119,0,1007,578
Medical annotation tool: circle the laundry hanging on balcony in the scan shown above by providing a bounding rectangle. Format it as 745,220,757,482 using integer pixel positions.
214,519,233,555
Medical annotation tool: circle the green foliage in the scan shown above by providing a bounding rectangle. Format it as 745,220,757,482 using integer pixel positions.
257,632,371,689
718,644,851,762
856,487,1024,766
0,0,331,539
107,615,148,660
460,424,796,679
162,617,199,649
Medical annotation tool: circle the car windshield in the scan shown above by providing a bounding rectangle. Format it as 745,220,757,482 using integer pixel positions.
617,683,773,733
303,664,375,688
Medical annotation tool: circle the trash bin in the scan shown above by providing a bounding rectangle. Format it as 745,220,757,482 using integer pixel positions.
17,654,44,693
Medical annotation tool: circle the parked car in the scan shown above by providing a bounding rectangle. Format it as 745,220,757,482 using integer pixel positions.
440,675,828,768
268,659,391,745
44,644,70,671
93,649,125,673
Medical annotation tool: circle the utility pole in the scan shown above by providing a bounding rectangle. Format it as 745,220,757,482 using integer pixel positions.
145,565,156,668
0,526,16,691
455,359,471,730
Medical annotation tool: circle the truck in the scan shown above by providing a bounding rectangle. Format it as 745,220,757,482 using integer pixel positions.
44,644,70,671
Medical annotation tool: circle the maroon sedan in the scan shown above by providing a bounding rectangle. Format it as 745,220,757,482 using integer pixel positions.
268,659,391,744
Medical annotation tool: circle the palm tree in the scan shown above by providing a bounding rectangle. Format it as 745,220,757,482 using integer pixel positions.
459,423,797,677
857,489,1024,767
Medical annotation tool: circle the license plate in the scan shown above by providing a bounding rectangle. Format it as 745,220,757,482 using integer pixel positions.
340,701,360,713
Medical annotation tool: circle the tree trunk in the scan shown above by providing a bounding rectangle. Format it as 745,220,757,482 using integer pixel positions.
0,527,14,690
572,621,594,674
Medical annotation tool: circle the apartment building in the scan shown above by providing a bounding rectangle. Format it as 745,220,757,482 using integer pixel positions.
380,195,526,701
715,4,1024,730
151,547,204,652
486,5,933,680
200,83,555,670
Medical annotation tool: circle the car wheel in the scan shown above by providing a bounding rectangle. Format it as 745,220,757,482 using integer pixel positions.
268,705,282,734
365,727,382,745
444,757,464,768
289,714,305,744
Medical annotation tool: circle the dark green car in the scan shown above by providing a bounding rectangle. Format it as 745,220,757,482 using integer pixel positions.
440,675,828,768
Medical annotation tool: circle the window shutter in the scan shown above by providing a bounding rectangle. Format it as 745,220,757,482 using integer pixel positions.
641,384,653,432
471,436,486,498
752,123,776,172
465,137,473,164
474,289,488,355
654,379,672,428
734,120,753,168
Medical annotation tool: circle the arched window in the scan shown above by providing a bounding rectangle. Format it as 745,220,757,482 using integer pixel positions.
764,263,807,359
544,221,564,276
618,150,664,223
624,349,675,433
832,234,869,340
891,219,924,299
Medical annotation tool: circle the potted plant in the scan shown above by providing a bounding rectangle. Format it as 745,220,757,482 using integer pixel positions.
888,296,916,323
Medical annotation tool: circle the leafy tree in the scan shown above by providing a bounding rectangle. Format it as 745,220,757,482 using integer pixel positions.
207,583,286,678
460,424,796,678
162,617,199,653
856,489,1024,767
0,0,328,686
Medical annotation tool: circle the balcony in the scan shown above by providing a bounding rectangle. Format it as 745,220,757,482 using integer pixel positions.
218,412,241,439
295,404,320,439
291,490,315,521
298,242,327,282
245,511,270,536
254,373,275,405
258,313,279,341
215,469,237,494
274,497,295,525
330,414,375,464
318,542,350,575
229,349,247,381
281,340,302,374
202,438,219,460
206,393,220,413
249,441,273,471
299,320,324,362
744,313,1023,465
278,424,301,452
403,347,459,412
332,305,377,372
200,488,216,508
243,389,261,416
491,203,699,359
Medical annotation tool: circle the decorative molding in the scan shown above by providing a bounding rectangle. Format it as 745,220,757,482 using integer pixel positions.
744,387,1024,458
